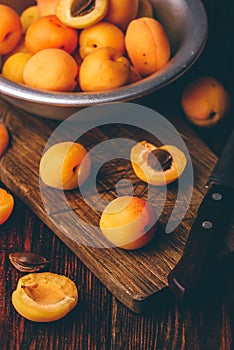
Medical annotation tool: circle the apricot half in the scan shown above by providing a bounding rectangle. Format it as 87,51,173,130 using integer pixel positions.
56,0,108,29
0,188,14,225
181,77,230,127
130,141,187,186
39,141,91,190
100,196,158,250
12,272,78,322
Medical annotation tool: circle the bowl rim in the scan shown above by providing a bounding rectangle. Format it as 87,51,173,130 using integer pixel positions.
0,0,208,107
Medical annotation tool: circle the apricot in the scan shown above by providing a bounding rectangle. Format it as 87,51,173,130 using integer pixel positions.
105,0,139,31
137,0,154,18
181,77,231,127
79,21,125,59
79,47,130,92
2,52,33,84
37,0,59,17
125,17,170,77
56,0,108,29
20,5,39,33
0,123,9,158
25,15,78,54
0,4,22,55
0,188,14,225
12,272,78,322
23,48,78,92
39,141,91,190
130,141,187,186
128,66,142,84
100,196,158,250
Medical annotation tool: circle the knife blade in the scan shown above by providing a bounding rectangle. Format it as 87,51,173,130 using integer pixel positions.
168,128,234,299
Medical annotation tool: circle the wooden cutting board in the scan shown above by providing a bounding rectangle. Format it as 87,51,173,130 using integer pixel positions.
0,98,219,313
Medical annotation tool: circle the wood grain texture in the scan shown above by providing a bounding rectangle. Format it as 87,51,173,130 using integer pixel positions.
0,98,219,313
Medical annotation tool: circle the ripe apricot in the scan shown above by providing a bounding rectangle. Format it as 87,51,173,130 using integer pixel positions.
105,0,139,30
0,4,22,55
23,48,78,92
137,0,154,18
79,21,125,59
39,141,91,190
37,0,59,17
100,196,158,250
0,188,14,225
79,47,130,92
181,77,230,127
0,123,9,158
20,5,39,33
56,0,108,29
128,66,142,84
2,52,33,84
125,17,170,77
130,141,187,186
12,272,78,322
25,15,78,54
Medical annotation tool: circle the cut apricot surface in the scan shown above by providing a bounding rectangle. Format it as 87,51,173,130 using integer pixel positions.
0,188,14,225
130,141,187,186
12,272,78,322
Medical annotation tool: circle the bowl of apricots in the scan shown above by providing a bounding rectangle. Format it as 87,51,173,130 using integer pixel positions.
0,0,207,120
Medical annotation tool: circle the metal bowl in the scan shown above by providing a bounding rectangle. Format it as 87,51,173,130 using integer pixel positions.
0,0,208,120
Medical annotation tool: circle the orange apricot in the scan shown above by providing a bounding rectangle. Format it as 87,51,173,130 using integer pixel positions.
79,21,125,59
79,47,130,92
125,17,171,77
100,196,158,250
56,0,108,29
39,141,91,190
137,0,154,18
23,48,78,92
0,4,22,55
128,66,142,84
25,15,78,54
0,123,9,158
181,77,231,127
0,188,14,225
2,52,33,84
130,141,187,186
105,0,139,31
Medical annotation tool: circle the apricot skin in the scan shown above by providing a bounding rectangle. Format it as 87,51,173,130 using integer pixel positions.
0,4,22,55
100,196,158,250
0,123,9,158
181,77,230,127
105,0,139,30
125,17,170,77
0,188,14,225
79,47,130,92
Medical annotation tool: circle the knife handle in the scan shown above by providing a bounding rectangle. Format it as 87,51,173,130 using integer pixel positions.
168,182,233,299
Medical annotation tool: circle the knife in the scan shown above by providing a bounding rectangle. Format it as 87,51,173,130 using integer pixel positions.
168,128,234,299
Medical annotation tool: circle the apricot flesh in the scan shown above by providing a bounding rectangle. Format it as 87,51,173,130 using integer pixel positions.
130,141,187,186
100,196,158,250
12,272,78,322
39,141,91,190
181,77,230,127
0,188,14,225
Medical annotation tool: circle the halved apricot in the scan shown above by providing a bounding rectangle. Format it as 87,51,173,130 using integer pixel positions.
12,272,78,322
130,141,187,186
0,188,14,225
56,0,108,29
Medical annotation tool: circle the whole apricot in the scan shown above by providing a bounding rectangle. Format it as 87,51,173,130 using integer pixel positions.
0,188,14,225
79,21,125,59
23,48,78,92
0,4,22,55
181,77,230,127
125,17,170,77
25,15,78,54
37,0,59,17
137,0,154,18
56,0,108,29
39,141,91,190
20,5,39,33
0,123,9,158
128,66,142,84
79,47,130,92
12,272,78,322
100,196,158,250
105,0,139,30
2,52,33,84
130,141,187,186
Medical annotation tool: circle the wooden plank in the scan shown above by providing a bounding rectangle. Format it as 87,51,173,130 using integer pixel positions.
0,99,218,313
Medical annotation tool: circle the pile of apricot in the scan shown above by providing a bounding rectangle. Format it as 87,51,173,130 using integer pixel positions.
0,0,171,92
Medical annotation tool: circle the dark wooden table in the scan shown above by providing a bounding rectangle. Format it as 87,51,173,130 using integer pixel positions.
1,1,234,349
